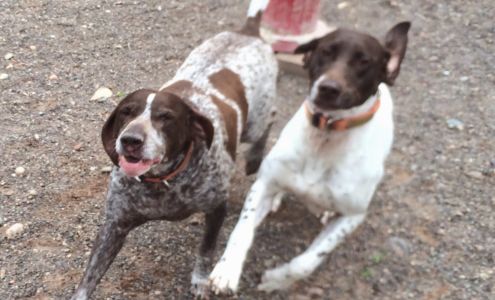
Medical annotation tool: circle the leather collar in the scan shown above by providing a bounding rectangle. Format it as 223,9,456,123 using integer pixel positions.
304,98,381,131
140,141,194,185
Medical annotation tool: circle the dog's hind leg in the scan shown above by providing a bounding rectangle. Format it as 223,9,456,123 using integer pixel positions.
209,179,277,294
241,87,276,175
191,201,227,298
258,213,366,291
71,219,138,300
244,122,273,175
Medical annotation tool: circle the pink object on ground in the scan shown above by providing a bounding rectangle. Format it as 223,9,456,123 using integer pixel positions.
262,0,321,36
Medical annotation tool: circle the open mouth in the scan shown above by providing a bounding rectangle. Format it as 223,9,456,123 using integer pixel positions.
118,155,161,177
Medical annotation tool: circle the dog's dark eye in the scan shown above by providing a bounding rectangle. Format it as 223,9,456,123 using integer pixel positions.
158,112,174,121
360,57,371,65
323,45,337,57
354,52,370,66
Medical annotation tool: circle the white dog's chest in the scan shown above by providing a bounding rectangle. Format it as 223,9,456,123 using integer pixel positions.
283,147,375,214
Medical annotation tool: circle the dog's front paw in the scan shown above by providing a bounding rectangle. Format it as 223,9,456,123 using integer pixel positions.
191,274,210,299
257,264,295,292
208,259,241,295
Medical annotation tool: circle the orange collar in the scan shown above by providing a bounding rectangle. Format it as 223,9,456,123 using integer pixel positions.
141,141,194,185
304,99,381,131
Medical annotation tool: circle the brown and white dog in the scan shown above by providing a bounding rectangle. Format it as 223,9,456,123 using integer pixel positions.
70,1,277,299
209,22,410,293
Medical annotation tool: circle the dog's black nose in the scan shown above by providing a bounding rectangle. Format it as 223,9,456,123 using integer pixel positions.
318,80,342,100
121,134,144,152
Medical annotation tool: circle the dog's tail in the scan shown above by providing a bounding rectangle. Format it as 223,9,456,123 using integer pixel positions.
239,0,270,37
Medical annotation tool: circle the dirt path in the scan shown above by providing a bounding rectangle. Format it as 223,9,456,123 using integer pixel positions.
1,1,493,299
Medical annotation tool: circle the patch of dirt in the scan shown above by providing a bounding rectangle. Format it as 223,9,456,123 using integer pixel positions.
1,0,494,299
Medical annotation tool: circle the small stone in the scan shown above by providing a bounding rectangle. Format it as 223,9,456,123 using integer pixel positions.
153,290,162,295
0,73,8,80
28,189,37,196
474,244,484,251
48,74,58,80
15,167,25,175
73,143,83,151
6,63,13,69
188,214,202,226
446,118,464,131
1,188,14,196
292,294,311,300
263,258,274,268
308,287,324,297
90,166,97,171
4,53,13,60
477,268,493,280
337,2,349,9
101,166,113,173
442,70,450,76
460,76,469,82
90,87,113,101
6,223,25,239
0,269,5,279
34,134,40,140
387,236,412,257
29,45,37,50
465,171,484,180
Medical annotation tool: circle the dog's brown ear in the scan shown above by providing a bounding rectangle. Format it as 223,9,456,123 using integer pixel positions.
193,111,214,149
182,99,214,149
101,108,120,166
383,21,411,85
294,38,320,68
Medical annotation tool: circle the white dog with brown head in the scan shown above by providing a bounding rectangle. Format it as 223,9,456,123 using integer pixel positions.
209,21,411,293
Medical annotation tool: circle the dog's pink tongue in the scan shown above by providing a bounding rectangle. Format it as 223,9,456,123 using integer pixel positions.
119,156,154,177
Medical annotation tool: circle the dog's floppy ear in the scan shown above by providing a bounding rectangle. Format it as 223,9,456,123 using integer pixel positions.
294,38,321,68
101,108,120,166
383,21,411,85
192,110,214,149
183,99,214,149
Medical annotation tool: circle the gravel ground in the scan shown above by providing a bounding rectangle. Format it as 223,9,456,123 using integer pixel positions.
1,0,494,299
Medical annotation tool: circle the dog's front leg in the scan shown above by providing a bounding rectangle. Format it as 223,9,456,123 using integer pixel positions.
191,202,227,298
71,219,136,300
258,214,366,291
209,179,277,294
